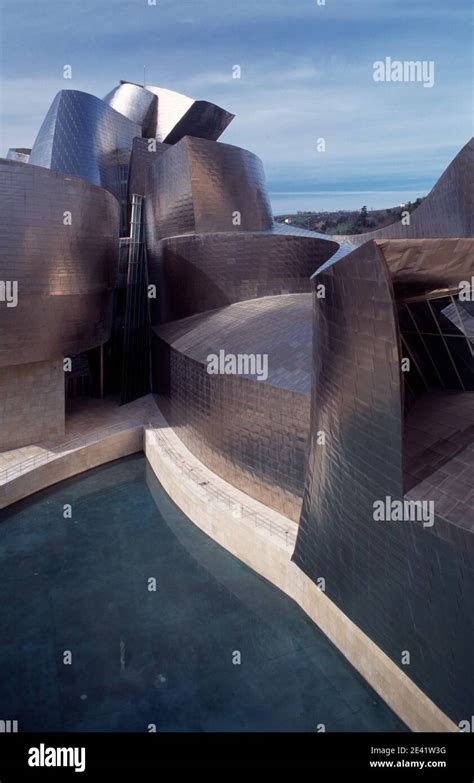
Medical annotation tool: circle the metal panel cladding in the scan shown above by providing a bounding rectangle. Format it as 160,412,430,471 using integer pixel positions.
334,137,473,245
153,294,312,521
144,136,274,240
29,90,140,202
150,231,339,323
103,82,158,138
292,241,474,724
145,85,234,143
0,159,120,367
127,136,171,202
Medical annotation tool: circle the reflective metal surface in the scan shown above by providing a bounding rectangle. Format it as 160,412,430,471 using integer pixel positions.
127,136,170,202
0,159,119,367
377,237,474,300
145,85,234,143
144,136,274,240
103,81,157,137
3,71,473,725
142,125,337,517
149,231,338,323
334,137,473,244
153,295,312,520
103,82,234,144
142,134,337,324
292,237,474,724
29,90,140,205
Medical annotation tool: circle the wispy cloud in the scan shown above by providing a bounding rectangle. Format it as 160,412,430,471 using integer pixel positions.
1,0,472,208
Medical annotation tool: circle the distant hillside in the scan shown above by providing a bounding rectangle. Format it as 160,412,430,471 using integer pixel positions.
275,199,424,235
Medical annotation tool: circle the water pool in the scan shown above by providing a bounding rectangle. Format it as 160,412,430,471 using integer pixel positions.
0,455,406,732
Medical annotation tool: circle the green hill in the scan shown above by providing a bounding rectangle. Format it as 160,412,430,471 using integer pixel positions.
275,199,424,235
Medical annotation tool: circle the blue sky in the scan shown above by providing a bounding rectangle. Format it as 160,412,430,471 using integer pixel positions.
1,0,472,212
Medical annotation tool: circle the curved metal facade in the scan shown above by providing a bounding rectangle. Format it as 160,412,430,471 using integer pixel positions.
292,239,474,723
334,137,473,245
145,85,234,143
149,231,338,323
0,159,119,368
103,81,158,137
154,295,312,520
1,69,472,727
127,136,170,201
144,136,274,241
376,237,474,300
102,82,234,144
143,134,337,327
144,127,337,516
29,90,140,204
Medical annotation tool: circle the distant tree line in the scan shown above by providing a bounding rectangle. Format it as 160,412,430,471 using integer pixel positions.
275,198,424,235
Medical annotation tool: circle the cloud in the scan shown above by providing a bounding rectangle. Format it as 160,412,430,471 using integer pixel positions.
1,0,471,207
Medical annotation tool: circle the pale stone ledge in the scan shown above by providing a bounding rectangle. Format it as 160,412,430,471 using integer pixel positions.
0,396,158,509
144,411,458,734
0,395,458,732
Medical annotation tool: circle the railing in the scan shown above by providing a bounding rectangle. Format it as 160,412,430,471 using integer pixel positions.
0,419,144,484
1,418,297,550
146,423,296,549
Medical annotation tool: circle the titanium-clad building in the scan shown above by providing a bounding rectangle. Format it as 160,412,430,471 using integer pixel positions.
1,80,237,447
293,234,474,722
0,76,472,729
144,130,338,517
0,159,119,449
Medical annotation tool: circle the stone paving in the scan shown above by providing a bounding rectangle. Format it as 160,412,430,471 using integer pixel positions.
0,395,159,485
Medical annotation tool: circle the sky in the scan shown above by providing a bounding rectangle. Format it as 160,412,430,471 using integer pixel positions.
0,0,472,213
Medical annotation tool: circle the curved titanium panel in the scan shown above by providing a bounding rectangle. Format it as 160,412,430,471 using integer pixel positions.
163,100,235,145
292,241,474,723
144,136,274,240
143,127,336,520
0,159,119,367
29,90,140,203
153,295,312,520
103,82,157,137
145,85,234,143
127,136,171,200
334,137,473,245
148,231,339,323
376,238,474,301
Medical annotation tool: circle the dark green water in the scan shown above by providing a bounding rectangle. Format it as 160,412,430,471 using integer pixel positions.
0,455,406,732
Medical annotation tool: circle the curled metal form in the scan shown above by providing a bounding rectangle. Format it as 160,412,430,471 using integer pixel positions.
1,73,473,727
293,233,474,724
143,136,274,240
334,137,473,245
149,231,338,323
0,159,119,368
29,90,140,203
145,85,234,143
103,81,158,138
102,82,234,144
127,136,171,201
153,294,312,521
145,129,338,517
